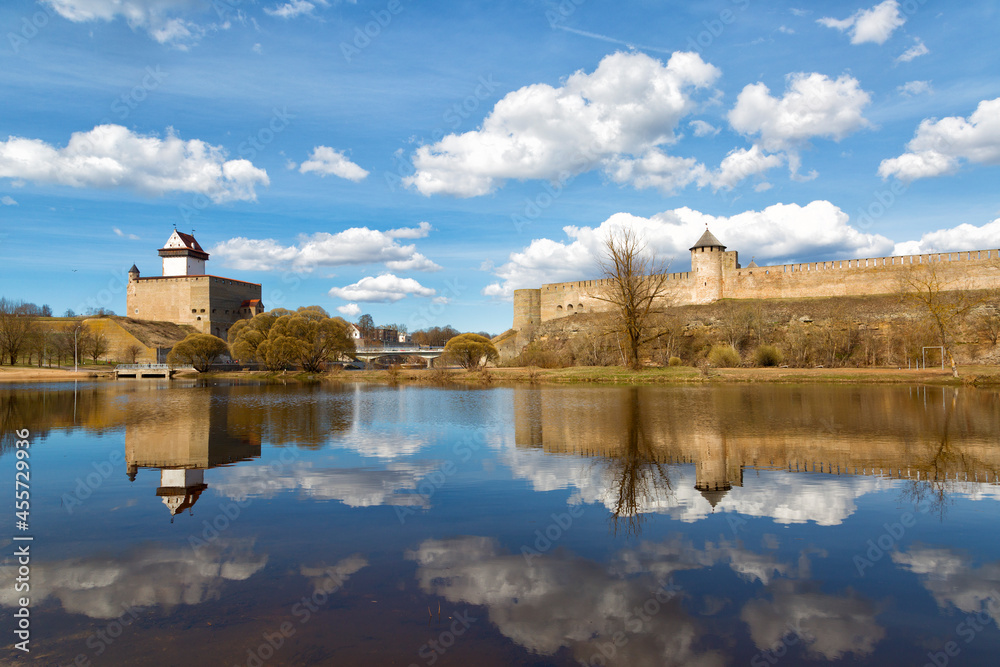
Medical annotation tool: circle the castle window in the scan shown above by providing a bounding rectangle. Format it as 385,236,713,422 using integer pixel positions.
578,304,583,310
192,309,197,313
134,308,138,314
567,304,574,311
200,309,206,313
212,309,216,314
557,305,563,311
196,316,201,320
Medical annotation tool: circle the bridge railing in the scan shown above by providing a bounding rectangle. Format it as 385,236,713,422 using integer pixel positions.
355,346,445,354
115,364,171,370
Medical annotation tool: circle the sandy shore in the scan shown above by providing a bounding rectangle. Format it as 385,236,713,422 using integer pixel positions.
0,366,113,382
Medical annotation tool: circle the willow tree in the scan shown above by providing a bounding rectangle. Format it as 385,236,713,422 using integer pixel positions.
167,333,229,372
593,228,672,370
232,306,355,371
443,333,499,369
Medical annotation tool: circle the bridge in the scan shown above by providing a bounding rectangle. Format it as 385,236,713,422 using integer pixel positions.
352,346,446,368
115,363,178,379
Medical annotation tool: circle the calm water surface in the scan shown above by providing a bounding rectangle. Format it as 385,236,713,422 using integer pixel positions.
2,380,1000,666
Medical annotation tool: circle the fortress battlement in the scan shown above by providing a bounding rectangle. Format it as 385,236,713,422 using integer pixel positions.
513,228,1000,330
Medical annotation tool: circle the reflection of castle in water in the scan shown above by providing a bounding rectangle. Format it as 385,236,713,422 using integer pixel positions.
126,389,261,517
514,385,1000,506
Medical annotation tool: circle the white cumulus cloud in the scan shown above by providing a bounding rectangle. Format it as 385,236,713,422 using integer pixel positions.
328,273,436,303
897,38,929,63
898,80,933,96
817,0,906,45
879,97,1000,181
405,51,721,197
337,303,361,317
0,124,268,203
265,0,329,19
483,201,893,300
42,0,215,49
210,222,439,272
689,120,719,137
728,72,871,179
729,72,872,152
891,218,1000,255
0,196,17,206
299,146,369,182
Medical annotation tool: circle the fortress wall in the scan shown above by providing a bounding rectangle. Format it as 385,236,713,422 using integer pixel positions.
205,277,262,339
538,272,695,322
726,249,1000,300
128,275,260,338
519,248,1000,328
128,277,204,331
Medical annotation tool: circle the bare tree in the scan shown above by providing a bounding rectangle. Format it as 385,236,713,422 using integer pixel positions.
122,344,143,364
0,298,40,365
594,228,673,370
88,330,109,363
973,296,1000,347
898,262,984,378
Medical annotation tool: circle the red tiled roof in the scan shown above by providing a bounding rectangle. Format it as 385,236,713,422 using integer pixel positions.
240,299,263,307
175,231,204,252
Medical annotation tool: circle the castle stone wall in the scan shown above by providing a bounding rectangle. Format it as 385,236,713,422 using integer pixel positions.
726,250,1000,300
127,275,261,338
513,245,1000,330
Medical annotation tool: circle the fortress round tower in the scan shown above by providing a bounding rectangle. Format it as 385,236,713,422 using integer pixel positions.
690,227,736,304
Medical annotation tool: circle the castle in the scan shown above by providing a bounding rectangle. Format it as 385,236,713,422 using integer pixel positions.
127,230,264,340
512,228,1000,330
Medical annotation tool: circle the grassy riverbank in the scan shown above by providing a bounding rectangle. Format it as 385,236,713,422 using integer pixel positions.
194,365,1000,386
5,364,998,386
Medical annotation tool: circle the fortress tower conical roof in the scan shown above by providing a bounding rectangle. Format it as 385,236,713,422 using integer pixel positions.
690,228,726,251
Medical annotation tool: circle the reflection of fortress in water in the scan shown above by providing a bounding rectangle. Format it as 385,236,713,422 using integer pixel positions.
514,385,1000,507
126,389,260,517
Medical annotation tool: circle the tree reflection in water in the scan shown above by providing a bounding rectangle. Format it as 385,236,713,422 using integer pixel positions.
605,387,674,537
898,387,965,520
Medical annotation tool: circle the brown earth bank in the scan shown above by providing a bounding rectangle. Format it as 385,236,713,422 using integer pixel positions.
194,365,1000,387
0,366,113,382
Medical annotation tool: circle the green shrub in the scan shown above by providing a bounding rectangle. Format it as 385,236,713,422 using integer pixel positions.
707,344,741,368
754,344,783,367
668,356,682,367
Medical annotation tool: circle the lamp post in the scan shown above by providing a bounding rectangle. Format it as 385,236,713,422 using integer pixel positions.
73,324,81,373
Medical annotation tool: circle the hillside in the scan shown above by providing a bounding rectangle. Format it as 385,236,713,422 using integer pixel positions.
113,317,198,348
499,291,1000,368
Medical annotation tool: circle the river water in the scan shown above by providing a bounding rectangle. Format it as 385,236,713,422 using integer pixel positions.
2,380,1000,666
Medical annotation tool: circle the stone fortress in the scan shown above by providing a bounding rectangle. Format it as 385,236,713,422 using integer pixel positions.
127,230,264,340
513,228,1000,331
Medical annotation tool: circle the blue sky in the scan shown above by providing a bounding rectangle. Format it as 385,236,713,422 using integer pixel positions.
1,0,999,334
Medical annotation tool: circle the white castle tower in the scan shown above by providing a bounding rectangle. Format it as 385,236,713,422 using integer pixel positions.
159,230,208,276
